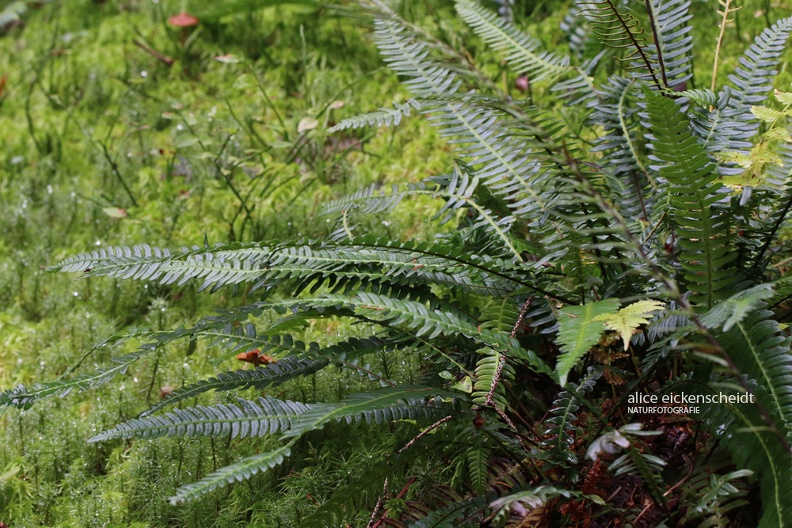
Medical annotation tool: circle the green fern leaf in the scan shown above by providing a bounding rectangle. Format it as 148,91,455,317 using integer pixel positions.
283,385,457,438
90,396,315,442
700,284,775,332
556,299,619,386
328,99,420,132
140,357,327,417
169,444,292,504
0,350,149,409
455,0,570,82
643,86,735,307
695,16,792,174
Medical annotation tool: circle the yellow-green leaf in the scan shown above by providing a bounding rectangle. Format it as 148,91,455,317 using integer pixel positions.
593,300,665,351
774,89,792,106
751,105,785,122
765,128,792,142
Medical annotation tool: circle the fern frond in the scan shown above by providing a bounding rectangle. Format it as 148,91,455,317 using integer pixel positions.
455,0,570,82
578,0,662,88
645,0,694,87
700,284,774,332
721,309,792,443
644,86,735,307
695,16,792,173
675,88,718,107
373,18,555,227
681,467,752,527
556,298,620,385
91,396,315,442
140,357,327,417
49,243,181,278
282,385,458,437
329,99,420,132
560,3,598,60
541,368,601,465
169,444,292,504
61,238,522,297
0,350,149,409
322,291,551,375
679,375,792,528
472,349,515,409
97,385,455,445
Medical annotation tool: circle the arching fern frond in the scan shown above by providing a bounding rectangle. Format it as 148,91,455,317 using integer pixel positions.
59,238,521,297
0,349,150,409
329,99,420,132
721,309,792,443
91,395,315,442
578,0,662,88
169,444,292,505
455,0,571,82
373,18,554,226
284,385,457,437
140,357,328,417
677,376,792,528
50,243,190,278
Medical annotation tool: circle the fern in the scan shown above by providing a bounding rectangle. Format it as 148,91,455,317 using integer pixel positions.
20,1,792,524
169,444,293,504
541,368,601,465
373,17,558,232
140,356,327,417
644,86,735,308
0,349,151,409
329,99,420,132
555,298,619,385
90,395,315,442
578,0,662,88
455,0,570,82
94,385,458,504
643,0,694,88
694,16,792,173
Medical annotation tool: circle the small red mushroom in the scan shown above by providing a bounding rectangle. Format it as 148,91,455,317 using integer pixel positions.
168,12,199,45
168,11,198,27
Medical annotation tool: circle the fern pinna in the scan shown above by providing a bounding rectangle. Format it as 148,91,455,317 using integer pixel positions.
4,0,792,525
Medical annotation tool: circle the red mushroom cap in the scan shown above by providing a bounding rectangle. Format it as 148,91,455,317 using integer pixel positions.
168,11,198,27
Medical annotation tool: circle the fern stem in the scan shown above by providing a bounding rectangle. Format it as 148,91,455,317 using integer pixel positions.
396,415,453,455
485,297,531,407
350,239,577,305
643,0,669,88
710,0,736,103
590,0,663,89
